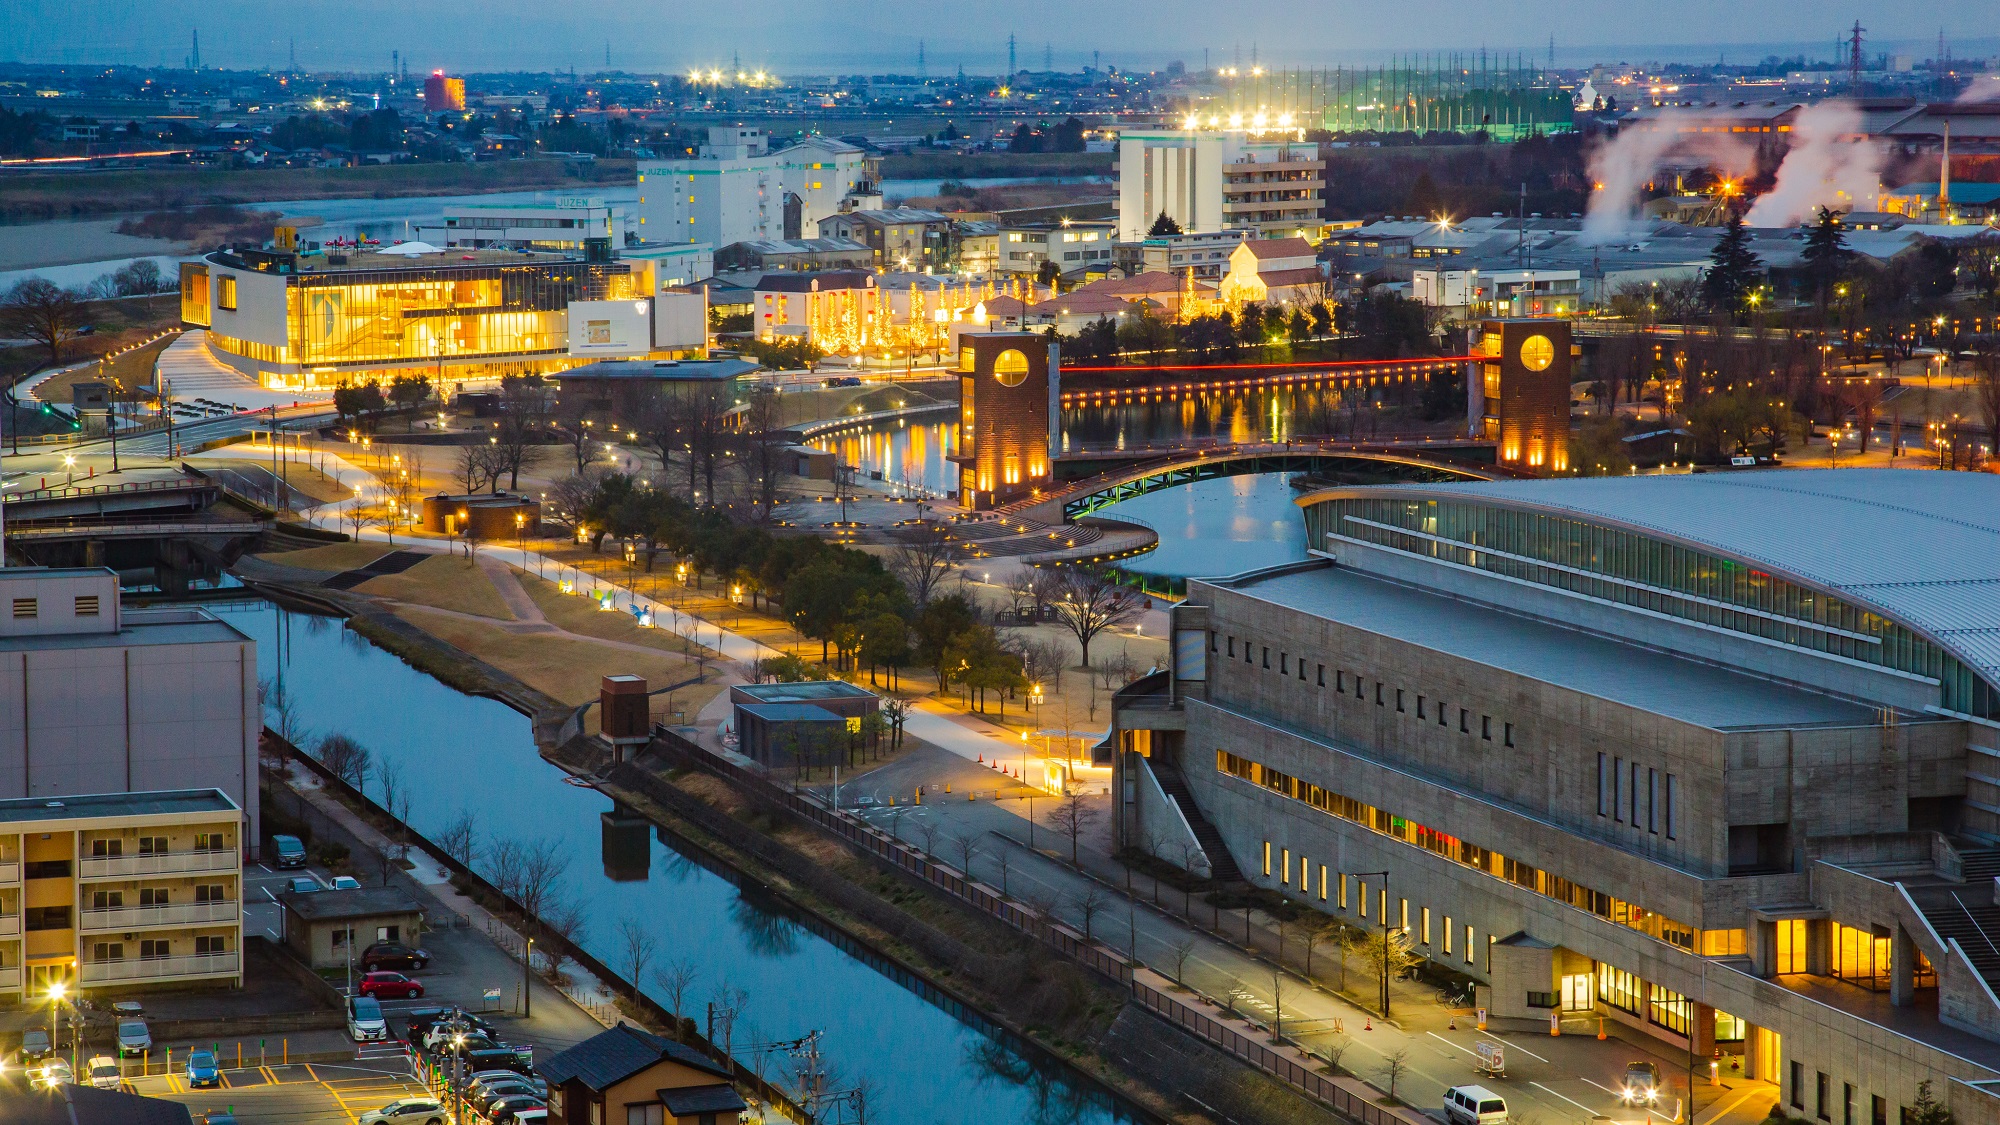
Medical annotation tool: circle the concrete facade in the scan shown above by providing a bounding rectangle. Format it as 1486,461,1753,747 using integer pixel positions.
0,568,260,852
1113,474,2000,1123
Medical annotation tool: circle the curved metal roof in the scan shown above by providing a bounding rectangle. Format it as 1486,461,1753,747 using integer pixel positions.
1310,468,2000,686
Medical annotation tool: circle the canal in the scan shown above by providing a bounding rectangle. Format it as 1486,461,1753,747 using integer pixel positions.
216,598,1134,1125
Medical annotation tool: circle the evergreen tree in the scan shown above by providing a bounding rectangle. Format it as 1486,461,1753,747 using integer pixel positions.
1702,212,1763,317
1799,207,1852,307
1148,211,1183,236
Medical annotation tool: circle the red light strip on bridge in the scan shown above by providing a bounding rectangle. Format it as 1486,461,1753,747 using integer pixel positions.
1058,356,1476,405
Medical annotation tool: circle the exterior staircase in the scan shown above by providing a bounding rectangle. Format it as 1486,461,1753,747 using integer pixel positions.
1959,847,2000,884
1914,887,2000,993
1149,755,1245,883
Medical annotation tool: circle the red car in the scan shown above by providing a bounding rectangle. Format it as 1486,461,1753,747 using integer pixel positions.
358,971,424,1000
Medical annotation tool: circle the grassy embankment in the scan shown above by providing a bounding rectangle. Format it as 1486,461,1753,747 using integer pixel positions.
0,160,637,222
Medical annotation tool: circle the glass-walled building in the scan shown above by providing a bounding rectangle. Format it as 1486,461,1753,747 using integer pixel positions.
179,247,665,393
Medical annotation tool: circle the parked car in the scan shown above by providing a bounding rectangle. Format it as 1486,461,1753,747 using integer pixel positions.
331,875,362,890
508,1112,547,1125
424,1017,496,1051
484,1088,548,1112
116,1018,152,1055
361,940,432,972
467,1071,545,1098
460,1048,534,1077
185,1049,222,1088
20,1027,52,1061
202,1113,239,1125
348,995,389,1042
271,834,307,869
1443,1085,1507,1125
38,1059,74,1087
473,1083,544,1112
289,876,322,894
358,971,424,1000
468,1074,540,1100
359,1097,447,1125
86,1055,122,1090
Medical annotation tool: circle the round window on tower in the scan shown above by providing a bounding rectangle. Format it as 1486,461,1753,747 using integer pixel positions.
992,349,1030,387
1519,334,1555,372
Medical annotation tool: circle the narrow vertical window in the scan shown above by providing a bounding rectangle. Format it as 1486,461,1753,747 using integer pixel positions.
1318,865,1328,902
1209,630,1218,652
1417,695,1426,718
1395,689,1405,713
1262,841,1272,877
1281,653,1288,674
1613,756,1624,822
1400,898,1409,932
1359,882,1369,919
1648,768,1659,834
1281,848,1290,885
1444,917,1453,955
1630,761,1640,824
1422,907,1432,944
1481,715,1491,741
1598,753,1608,816
1666,774,1677,839
1227,637,1235,657
1317,664,1325,687
1464,925,1475,963
1337,874,1348,910
1504,722,1514,747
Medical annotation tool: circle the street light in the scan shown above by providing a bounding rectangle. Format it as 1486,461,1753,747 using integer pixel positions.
1351,869,1393,1017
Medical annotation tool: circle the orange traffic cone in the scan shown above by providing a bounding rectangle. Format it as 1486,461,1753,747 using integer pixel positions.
1363,1017,1373,1031
1448,1015,1457,1031
1597,1017,1607,1041
977,754,983,762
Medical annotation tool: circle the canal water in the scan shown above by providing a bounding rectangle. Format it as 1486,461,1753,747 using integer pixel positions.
216,599,1131,1125
811,420,1311,581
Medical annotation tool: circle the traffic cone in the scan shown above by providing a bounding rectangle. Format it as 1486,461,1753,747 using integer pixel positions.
977,754,983,762
1448,1015,1457,1031
1363,1017,1372,1031
1597,1017,1607,1040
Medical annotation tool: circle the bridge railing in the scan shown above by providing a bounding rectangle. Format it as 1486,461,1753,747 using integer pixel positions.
2,475,211,505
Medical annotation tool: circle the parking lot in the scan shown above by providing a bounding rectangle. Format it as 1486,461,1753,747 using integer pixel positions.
127,1058,429,1123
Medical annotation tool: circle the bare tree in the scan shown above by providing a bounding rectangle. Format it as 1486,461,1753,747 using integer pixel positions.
915,817,942,859
1270,968,1290,1039
1167,937,1196,986
737,389,788,522
1,279,88,365
1072,885,1109,943
1173,838,1204,912
375,759,414,861
543,469,605,541
615,917,659,993
1044,791,1100,863
313,733,372,791
1379,1049,1410,1103
885,520,957,608
1322,1034,1351,1075
487,834,570,923
652,957,700,1021
950,832,981,876
493,376,552,490
537,893,589,982
993,845,1013,896
553,391,601,474
708,982,749,1057
436,807,479,867
456,442,492,495
1046,567,1146,667
259,677,312,748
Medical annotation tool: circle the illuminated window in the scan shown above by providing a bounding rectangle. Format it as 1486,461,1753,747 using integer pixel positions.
217,275,237,311
1776,918,1807,974
991,349,1029,387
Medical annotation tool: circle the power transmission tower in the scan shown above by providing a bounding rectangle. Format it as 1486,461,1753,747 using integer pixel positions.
917,40,925,78
1007,34,1016,79
1848,21,1865,93
1044,43,1051,72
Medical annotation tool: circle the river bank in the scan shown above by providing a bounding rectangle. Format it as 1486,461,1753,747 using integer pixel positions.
0,160,635,223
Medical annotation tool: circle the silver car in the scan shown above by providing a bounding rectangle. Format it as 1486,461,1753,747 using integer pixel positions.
117,1018,152,1055
359,1098,446,1125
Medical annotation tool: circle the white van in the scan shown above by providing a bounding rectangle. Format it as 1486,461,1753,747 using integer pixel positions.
348,995,389,1042
1445,1085,1508,1125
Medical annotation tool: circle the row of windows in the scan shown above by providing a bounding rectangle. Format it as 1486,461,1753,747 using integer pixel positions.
86,936,228,962
1791,1065,1898,1125
86,885,229,908
1308,497,1999,719
1259,840,1484,966
1217,750,1708,950
1216,633,1516,747
1596,752,1678,840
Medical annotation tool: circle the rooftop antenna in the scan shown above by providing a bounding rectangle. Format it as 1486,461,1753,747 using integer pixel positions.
1847,21,1865,94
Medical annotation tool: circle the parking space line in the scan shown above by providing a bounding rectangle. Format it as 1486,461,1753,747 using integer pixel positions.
1533,1081,1604,1116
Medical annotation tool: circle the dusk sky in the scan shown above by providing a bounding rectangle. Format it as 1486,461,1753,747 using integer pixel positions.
4,0,1998,73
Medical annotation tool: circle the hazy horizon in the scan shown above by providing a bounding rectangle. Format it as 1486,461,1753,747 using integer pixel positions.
4,0,1998,77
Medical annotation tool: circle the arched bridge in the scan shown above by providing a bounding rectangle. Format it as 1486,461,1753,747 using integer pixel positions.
994,442,1505,525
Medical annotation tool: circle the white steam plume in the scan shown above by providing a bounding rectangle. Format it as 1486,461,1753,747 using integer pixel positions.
1743,100,1882,227
1580,112,1757,245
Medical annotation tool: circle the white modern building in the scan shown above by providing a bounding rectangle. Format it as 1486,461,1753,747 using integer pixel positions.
636,128,870,247
0,566,260,852
1117,127,1326,243
413,198,621,252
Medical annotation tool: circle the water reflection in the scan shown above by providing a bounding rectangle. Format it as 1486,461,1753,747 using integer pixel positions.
212,598,1131,1125
967,1040,1096,1125
809,420,958,497
1061,381,1401,452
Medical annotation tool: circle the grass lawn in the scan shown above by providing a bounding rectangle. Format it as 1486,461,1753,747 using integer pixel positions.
255,542,395,573
391,606,721,722
358,554,514,620
517,571,709,658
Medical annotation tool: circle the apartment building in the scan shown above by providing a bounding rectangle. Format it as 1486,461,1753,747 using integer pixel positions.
1116,471,2000,1123
0,567,260,846
635,128,868,246
995,219,1118,276
1,788,244,999
1116,127,1326,242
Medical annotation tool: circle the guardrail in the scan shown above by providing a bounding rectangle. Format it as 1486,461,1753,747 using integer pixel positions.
1,476,211,505
645,726,1136,987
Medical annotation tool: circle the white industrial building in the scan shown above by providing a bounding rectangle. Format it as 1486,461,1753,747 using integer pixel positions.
635,128,871,247
1116,127,1326,243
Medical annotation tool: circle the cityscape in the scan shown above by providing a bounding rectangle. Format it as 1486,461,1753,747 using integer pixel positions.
2,6,2000,1125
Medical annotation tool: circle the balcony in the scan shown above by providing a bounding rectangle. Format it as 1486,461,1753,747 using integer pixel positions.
79,900,238,932
0,914,17,938
79,950,239,985
78,850,237,880
0,862,17,883
0,967,17,990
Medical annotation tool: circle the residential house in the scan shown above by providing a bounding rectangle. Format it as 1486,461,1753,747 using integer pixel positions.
541,1023,747,1125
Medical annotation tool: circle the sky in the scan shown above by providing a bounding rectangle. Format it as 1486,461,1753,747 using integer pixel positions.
4,0,1998,75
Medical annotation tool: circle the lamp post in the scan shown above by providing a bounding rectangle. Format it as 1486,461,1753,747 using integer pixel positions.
522,937,533,1018
1352,869,1392,1017
47,980,66,1078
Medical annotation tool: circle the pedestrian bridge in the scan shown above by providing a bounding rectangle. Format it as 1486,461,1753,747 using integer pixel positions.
994,442,1503,525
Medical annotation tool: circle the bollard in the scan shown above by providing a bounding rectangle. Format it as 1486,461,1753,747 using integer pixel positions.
238,1043,243,1068
284,1039,289,1065
945,782,951,793
914,788,922,805
968,792,976,801
1549,1010,1560,1036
